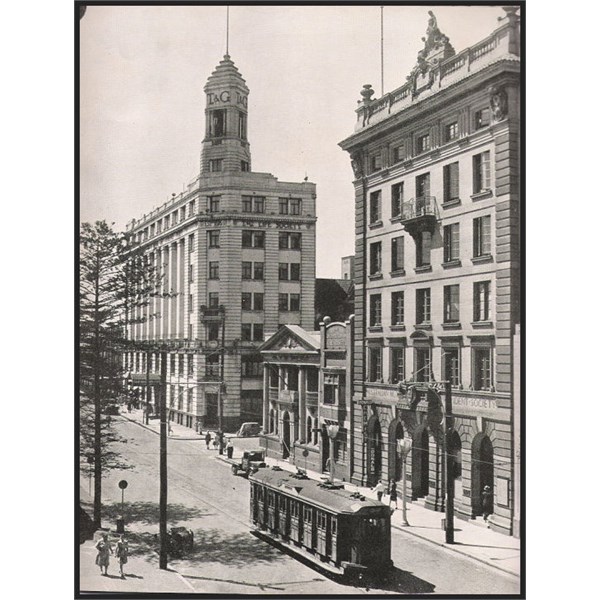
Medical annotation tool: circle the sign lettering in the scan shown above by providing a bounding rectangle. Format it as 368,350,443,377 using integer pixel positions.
207,90,248,107
452,396,498,411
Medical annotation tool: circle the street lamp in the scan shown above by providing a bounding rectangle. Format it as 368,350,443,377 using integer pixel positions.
397,437,412,526
326,423,340,483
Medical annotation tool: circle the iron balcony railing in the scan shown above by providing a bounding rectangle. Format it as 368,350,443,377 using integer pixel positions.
399,196,439,221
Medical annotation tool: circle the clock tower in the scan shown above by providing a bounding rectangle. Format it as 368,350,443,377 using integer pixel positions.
201,54,251,174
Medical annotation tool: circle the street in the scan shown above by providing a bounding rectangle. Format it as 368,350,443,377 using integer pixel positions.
79,418,520,595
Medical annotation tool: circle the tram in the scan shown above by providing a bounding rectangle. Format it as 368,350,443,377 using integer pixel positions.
249,467,393,577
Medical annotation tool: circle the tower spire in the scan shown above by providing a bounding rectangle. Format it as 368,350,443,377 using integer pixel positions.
226,6,230,57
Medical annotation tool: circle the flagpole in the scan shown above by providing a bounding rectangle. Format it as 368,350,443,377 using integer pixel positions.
380,6,384,95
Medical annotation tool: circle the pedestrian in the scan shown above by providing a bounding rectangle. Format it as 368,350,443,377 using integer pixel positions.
168,421,173,436
388,479,398,509
115,534,129,578
95,533,113,576
372,479,385,502
226,438,234,459
205,431,211,450
481,485,493,523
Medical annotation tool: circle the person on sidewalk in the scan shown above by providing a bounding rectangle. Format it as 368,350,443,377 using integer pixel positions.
388,480,398,509
372,479,386,502
95,533,113,576
481,485,493,524
226,438,234,459
205,431,212,450
115,534,129,579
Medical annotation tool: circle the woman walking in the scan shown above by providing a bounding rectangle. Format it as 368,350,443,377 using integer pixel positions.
115,534,129,578
95,533,113,576
388,480,398,509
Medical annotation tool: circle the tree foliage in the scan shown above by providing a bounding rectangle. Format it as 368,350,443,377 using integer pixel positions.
79,220,159,476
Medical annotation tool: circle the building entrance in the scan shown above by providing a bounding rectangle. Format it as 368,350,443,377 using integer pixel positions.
388,419,404,482
206,393,218,427
366,415,382,487
471,433,494,517
412,425,430,499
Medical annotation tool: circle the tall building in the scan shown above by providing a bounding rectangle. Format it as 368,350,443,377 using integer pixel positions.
339,8,520,536
126,54,317,432
341,255,355,280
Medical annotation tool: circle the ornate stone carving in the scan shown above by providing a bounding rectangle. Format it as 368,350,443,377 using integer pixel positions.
489,85,508,122
359,84,375,103
350,152,364,179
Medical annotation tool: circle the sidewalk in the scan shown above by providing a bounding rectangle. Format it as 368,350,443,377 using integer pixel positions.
217,442,521,579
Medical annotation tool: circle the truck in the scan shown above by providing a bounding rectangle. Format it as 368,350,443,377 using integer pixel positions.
231,449,266,477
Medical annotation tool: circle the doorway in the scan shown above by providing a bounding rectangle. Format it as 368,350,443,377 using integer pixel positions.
411,425,429,499
471,433,494,517
366,415,382,487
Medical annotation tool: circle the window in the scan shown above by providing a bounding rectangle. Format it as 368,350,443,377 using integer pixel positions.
278,263,289,281
208,292,219,308
254,262,264,280
157,221,162,234
391,183,404,219
188,264,194,282
416,133,431,154
290,263,300,280
279,198,302,215
473,281,491,322
208,230,220,248
242,196,264,213
415,347,432,382
242,293,252,311
242,261,263,280
150,224,155,237
238,111,247,139
242,230,264,248
323,384,336,405
444,121,458,142
473,215,491,257
473,347,493,390
241,160,250,172
207,322,220,342
391,291,404,325
390,346,405,383
242,323,263,342
370,153,382,173
370,242,382,275
178,354,184,377
369,190,382,224
254,293,264,311
206,353,220,377
208,261,219,279
368,346,382,382
187,389,193,413
279,232,301,249
443,162,460,202
209,109,226,137
280,293,301,311
279,263,300,280
369,294,382,327
187,354,194,377
473,151,491,193
444,285,460,323
172,212,178,226
443,223,460,262
443,347,460,387
209,159,223,172
416,231,432,267
278,293,288,311
170,354,176,375
474,108,491,130
241,355,262,378
391,236,404,272
392,143,405,164
208,196,220,212
189,233,195,253
242,262,252,280
416,172,431,200
188,294,193,312
189,200,195,216
416,288,431,324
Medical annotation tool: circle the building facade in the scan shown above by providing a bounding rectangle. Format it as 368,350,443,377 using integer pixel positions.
259,317,354,483
339,9,520,536
125,54,317,432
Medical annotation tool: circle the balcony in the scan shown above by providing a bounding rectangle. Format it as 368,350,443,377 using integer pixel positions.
398,196,439,238
200,305,225,321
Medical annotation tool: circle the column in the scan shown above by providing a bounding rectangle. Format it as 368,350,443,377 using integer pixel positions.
262,364,269,431
298,366,306,441
179,238,186,338
170,243,178,337
162,246,170,339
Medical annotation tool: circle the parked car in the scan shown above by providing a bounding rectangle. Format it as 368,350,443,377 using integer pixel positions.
231,449,266,477
237,422,262,437
104,404,120,415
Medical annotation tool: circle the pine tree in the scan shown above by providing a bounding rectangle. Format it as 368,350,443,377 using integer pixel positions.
80,220,159,527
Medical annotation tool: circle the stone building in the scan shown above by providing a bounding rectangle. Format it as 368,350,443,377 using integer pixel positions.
339,8,520,536
125,53,316,432
259,316,354,483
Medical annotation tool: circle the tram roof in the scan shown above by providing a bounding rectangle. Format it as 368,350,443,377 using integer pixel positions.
249,468,390,515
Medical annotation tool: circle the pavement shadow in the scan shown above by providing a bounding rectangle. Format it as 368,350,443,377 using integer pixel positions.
170,528,288,568
355,567,436,594
102,501,210,525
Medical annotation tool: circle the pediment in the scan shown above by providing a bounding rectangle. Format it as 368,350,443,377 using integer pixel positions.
259,325,319,354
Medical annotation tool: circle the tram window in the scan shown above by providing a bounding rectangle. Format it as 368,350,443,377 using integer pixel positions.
331,517,337,535
304,507,312,523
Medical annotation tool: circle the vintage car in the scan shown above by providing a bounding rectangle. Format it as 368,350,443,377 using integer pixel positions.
231,449,266,477
237,422,262,437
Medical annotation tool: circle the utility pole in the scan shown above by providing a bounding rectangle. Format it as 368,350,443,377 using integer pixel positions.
159,350,168,569
145,348,151,425
444,380,455,544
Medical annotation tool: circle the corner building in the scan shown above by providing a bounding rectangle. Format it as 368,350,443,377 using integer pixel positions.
339,9,520,536
126,54,316,432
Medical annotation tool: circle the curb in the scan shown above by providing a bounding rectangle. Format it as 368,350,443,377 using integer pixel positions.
390,523,519,578
120,415,203,441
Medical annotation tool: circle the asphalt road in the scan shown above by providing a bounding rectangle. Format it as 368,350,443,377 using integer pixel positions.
86,418,519,595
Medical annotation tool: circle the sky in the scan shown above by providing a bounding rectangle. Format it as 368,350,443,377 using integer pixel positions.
80,3,509,278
